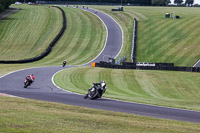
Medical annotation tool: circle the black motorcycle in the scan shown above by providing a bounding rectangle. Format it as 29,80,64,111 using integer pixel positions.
84,83,106,100
24,77,33,88
63,60,66,67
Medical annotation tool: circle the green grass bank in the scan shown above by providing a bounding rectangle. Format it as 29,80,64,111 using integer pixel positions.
0,4,200,132
0,5,62,60
90,6,200,66
1,96,200,133
0,5,106,65
36,6,106,65
54,66,200,111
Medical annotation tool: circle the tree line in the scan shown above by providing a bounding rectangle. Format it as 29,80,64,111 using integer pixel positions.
20,0,152,5
174,0,194,6
0,0,15,12
34,0,195,6
0,0,196,12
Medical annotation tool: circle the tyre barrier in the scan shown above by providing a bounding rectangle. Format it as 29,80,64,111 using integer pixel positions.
136,66,200,73
131,18,137,63
95,61,200,73
111,7,123,11
0,6,66,64
95,61,136,69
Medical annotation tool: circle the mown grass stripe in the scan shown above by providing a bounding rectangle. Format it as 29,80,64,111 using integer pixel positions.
0,5,62,60
54,66,200,111
36,7,106,65
90,6,200,66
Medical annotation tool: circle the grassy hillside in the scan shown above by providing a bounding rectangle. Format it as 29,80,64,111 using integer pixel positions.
35,7,106,65
90,6,200,66
1,96,200,133
1,5,200,132
0,5,62,60
0,5,106,65
54,66,200,111
0,5,106,74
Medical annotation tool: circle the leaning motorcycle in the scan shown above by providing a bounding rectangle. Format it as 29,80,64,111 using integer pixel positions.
24,78,32,88
84,83,106,100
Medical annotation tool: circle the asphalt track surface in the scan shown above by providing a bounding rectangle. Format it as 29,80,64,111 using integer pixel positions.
194,59,200,67
0,8,19,21
0,8,200,124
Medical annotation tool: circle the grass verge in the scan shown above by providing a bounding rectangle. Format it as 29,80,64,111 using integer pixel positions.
0,96,200,133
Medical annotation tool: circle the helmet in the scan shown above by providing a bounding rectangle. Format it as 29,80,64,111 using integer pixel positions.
101,81,106,88
31,74,33,76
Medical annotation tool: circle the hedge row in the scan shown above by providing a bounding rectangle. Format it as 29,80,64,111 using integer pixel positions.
36,0,152,6
0,6,66,64
0,0,15,11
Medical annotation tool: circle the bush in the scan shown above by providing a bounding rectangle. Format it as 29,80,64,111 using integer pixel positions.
0,4,4,12
0,0,15,9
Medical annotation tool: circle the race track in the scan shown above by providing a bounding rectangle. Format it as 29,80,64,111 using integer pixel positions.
194,59,200,67
0,8,200,124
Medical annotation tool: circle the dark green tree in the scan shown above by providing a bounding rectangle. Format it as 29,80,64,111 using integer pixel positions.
152,0,170,6
0,3,3,12
33,0,151,5
174,0,183,5
165,0,171,5
185,0,194,6
0,0,15,9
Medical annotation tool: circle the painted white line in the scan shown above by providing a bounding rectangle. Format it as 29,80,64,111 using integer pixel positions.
51,67,200,113
1,6,199,115
0,93,24,98
0,66,60,99
193,59,200,67
51,7,124,95
51,8,200,113
89,8,124,59
51,67,83,96
102,96,200,113
0,66,59,79
80,9,108,66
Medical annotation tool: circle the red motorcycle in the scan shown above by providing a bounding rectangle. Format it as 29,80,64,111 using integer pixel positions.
24,76,33,88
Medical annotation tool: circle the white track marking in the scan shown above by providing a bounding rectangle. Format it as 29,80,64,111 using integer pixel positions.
193,59,200,67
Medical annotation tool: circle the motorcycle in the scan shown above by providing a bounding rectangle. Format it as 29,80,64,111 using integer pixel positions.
84,82,106,100
24,77,33,88
63,60,66,67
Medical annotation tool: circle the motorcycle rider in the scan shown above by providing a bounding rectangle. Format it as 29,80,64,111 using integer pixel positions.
63,60,66,67
25,74,35,86
24,75,31,86
25,75,31,81
84,81,106,99
30,74,35,84
94,81,106,97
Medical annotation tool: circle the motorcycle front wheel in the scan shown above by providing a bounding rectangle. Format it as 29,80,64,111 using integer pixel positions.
88,88,98,99
24,81,29,88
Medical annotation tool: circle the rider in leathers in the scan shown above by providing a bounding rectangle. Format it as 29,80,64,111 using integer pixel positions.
25,74,35,86
93,81,106,97
84,81,106,99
